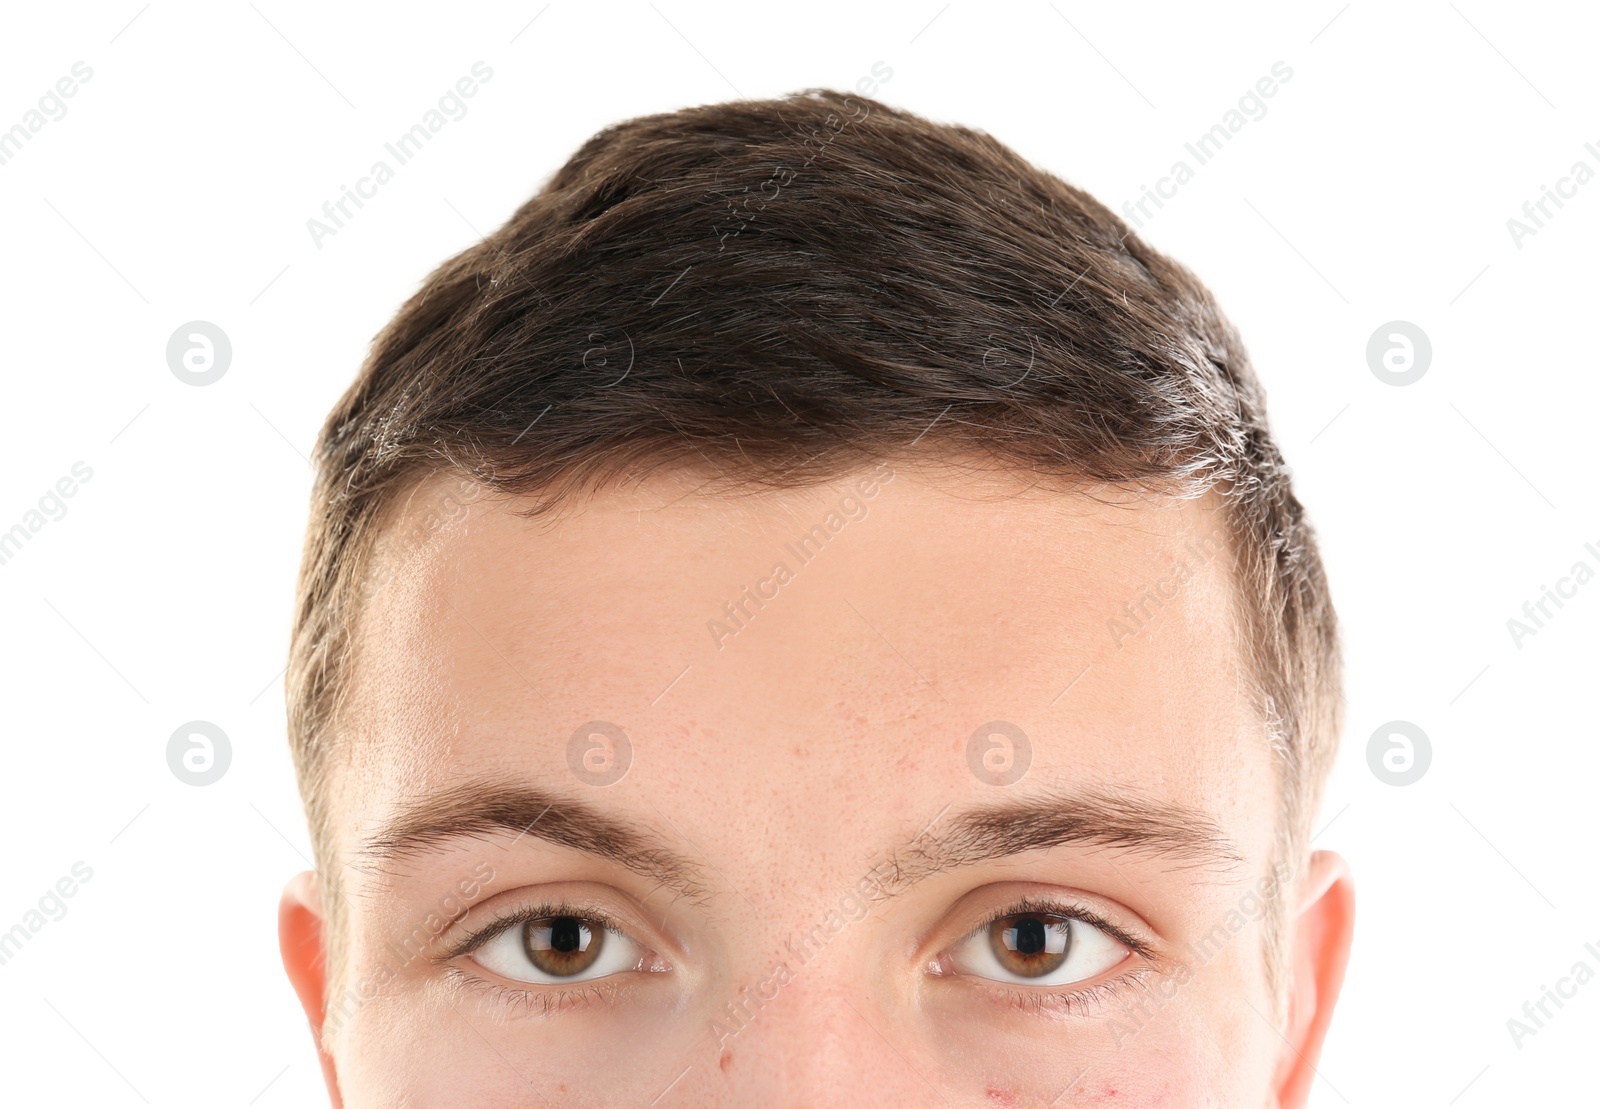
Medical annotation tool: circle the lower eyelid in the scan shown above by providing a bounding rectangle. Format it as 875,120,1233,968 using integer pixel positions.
988,965,1156,1016
445,964,639,1017
449,961,1150,1015
446,963,1154,1025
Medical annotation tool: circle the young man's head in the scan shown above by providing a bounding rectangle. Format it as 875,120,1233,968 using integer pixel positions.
278,89,1352,1107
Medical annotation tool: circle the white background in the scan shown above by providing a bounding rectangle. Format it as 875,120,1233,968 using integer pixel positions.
0,2,1595,1105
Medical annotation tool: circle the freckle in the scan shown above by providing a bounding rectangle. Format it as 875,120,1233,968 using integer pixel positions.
720,1049,733,1072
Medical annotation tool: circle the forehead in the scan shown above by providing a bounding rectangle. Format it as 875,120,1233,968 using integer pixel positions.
333,462,1275,867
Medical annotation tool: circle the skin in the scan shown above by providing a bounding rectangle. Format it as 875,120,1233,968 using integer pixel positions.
279,459,1354,1107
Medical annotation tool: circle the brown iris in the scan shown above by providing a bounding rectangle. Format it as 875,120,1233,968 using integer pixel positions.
522,916,604,977
987,913,1071,977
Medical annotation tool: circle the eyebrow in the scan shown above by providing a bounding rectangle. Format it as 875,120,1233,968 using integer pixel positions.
357,782,1240,908
876,786,1247,896
358,781,707,905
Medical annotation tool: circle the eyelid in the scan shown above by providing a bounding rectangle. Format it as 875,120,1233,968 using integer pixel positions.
436,901,634,963
984,965,1159,1018
965,895,1156,961
930,892,1163,1014
428,877,683,970
918,883,1167,988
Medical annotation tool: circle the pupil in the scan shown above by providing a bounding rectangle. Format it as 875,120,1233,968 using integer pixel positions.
1014,916,1047,955
549,917,584,953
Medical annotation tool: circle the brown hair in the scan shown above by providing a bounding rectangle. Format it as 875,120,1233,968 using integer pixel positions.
288,87,1340,1001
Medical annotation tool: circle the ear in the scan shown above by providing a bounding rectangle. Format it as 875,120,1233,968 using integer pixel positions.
279,870,343,1107
1272,850,1354,1109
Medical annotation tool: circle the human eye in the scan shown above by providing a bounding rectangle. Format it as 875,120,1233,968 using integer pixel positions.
455,904,662,986
938,896,1149,989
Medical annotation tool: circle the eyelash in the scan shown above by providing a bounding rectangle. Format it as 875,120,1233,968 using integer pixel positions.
952,895,1160,1016
967,895,1157,960
443,964,634,1017
989,967,1158,1017
439,895,1160,1018
438,900,648,1015
438,900,630,963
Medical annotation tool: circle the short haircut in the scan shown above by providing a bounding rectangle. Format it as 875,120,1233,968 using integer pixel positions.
288,88,1340,997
